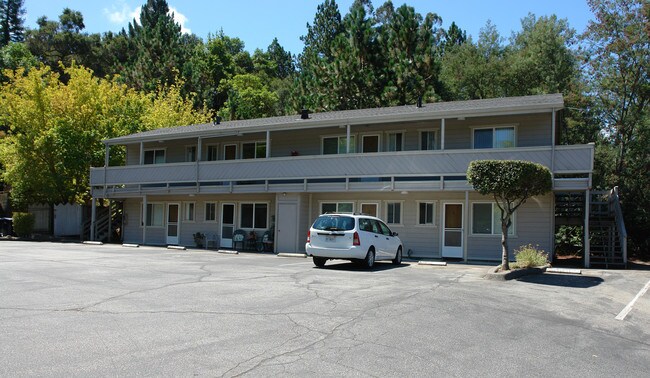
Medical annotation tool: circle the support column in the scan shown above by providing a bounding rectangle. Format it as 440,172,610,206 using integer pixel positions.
346,124,351,153
266,130,271,158
90,197,96,241
196,136,202,190
441,118,445,151
584,189,590,268
139,142,144,165
464,191,469,262
142,195,147,245
551,110,556,189
107,200,112,243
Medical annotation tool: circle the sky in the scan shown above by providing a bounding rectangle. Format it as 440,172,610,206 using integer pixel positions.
23,0,595,54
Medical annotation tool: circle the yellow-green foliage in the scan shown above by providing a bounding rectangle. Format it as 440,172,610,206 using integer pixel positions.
513,244,549,268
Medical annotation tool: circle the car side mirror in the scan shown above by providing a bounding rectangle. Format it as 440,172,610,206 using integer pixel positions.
392,232,398,237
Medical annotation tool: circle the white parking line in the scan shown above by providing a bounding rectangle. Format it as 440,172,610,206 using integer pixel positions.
615,279,650,321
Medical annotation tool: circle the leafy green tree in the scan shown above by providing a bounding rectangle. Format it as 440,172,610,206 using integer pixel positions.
467,160,552,270
581,0,650,255
0,0,25,46
218,74,278,120
0,41,36,77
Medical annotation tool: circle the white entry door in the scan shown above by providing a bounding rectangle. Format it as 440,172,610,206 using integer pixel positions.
166,203,179,245
277,202,298,253
220,203,235,248
442,203,463,258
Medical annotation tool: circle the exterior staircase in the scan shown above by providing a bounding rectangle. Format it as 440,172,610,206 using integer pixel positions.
554,187,627,268
82,201,123,242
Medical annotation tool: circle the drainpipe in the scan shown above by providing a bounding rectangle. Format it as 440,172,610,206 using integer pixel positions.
196,136,202,191
142,195,147,245
266,130,271,158
104,144,109,198
346,124,351,153
139,142,144,165
584,189,590,268
463,191,469,262
441,119,445,151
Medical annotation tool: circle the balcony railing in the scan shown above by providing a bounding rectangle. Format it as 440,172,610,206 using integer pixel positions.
90,144,594,194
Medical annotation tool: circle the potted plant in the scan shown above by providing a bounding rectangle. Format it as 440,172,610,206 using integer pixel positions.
193,232,205,248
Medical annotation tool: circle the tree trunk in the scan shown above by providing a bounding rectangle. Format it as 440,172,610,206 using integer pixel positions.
501,220,510,270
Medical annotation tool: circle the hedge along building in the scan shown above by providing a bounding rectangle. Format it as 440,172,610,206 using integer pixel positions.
89,94,600,263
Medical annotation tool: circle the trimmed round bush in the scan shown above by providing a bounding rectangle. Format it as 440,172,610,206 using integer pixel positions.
12,212,35,238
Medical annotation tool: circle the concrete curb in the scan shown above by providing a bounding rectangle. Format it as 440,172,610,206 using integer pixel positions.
418,261,447,267
83,241,103,245
277,253,308,258
122,243,139,248
217,250,239,255
547,267,582,275
167,245,186,251
484,265,549,281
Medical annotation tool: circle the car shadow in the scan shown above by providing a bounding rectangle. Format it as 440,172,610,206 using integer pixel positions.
314,261,408,272
516,273,604,288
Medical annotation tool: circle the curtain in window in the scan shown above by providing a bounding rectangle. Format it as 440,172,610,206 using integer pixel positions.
473,129,493,149
494,127,515,148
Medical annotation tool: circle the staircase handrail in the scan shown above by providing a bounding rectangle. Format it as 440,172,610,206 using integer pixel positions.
609,186,627,264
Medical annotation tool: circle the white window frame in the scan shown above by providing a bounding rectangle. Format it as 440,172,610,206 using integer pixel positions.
140,202,165,228
385,201,404,226
471,125,518,149
239,202,270,229
321,134,357,155
419,129,439,151
386,131,405,152
416,201,436,227
185,145,197,162
319,201,355,214
204,202,218,222
361,134,381,153
360,202,380,217
206,144,219,161
471,202,517,236
223,144,238,160
183,201,195,222
143,148,166,165
241,141,267,159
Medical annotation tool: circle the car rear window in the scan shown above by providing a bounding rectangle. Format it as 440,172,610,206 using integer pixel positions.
312,215,355,231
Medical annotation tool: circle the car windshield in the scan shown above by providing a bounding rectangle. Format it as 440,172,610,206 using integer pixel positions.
312,215,355,231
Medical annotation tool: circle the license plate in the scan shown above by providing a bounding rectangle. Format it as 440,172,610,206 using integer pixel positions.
326,236,336,242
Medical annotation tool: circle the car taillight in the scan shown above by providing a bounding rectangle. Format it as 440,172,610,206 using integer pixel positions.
353,231,360,246
306,230,311,243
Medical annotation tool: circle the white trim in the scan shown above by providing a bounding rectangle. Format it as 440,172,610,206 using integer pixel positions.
470,202,517,237
441,201,464,258
204,201,218,222
416,200,437,227
470,124,518,149
384,200,404,226
361,133,382,153
166,202,181,244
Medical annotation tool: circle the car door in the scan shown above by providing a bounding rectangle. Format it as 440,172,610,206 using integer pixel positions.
377,220,400,259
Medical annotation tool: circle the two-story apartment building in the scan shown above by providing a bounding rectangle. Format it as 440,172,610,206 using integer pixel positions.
89,94,596,262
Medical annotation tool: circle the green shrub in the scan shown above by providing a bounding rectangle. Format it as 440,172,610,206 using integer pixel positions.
12,212,35,238
513,244,549,269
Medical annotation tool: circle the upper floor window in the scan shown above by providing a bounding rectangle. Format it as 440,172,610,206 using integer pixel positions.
323,135,356,154
387,132,403,152
473,127,515,149
224,144,237,160
206,145,218,161
361,135,380,153
186,146,197,162
144,149,165,164
420,131,436,150
242,141,266,159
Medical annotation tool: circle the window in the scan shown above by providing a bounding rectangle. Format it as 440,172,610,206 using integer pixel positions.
360,203,378,217
321,202,354,214
386,202,402,224
183,202,195,221
240,203,268,229
185,146,197,162
206,145,218,161
418,202,435,225
472,203,515,235
205,202,217,222
242,141,266,159
362,135,380,153
142,203,164,227
224,144,237,160
323,135,356,154
473,127,515,149
143,149,165,164
420,131,436,150
387,132,403,152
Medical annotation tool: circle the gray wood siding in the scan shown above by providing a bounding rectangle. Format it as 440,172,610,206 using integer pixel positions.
466,193,553,261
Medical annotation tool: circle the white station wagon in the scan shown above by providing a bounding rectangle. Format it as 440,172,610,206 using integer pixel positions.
305,213,403,268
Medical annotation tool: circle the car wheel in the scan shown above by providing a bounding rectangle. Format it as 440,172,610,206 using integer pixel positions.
313,256,327,268
363,248,375,269
392,247,402,265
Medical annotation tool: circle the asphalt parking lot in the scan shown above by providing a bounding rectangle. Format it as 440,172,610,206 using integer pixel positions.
1,241,649,377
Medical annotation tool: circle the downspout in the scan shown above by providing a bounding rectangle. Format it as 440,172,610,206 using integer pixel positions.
346,124,351,153
142,194,147,245
196,136,202,192
441,118,445,151
584,189,590,268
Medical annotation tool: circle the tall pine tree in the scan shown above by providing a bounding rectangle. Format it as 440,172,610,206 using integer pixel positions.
0,0,26,46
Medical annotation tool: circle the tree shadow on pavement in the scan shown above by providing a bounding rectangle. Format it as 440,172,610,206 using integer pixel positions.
517,273,604,288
